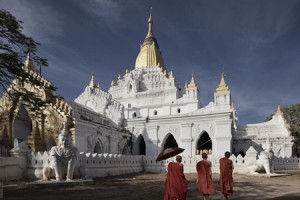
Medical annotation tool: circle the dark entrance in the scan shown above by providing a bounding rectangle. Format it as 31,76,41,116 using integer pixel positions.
139,136,146,155
163,134,178,150
196,132,212,155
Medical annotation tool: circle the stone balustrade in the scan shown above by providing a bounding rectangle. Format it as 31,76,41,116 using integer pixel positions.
1,149,300,181
26,151,143,179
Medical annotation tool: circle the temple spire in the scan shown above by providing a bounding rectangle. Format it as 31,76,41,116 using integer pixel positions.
275,104,283,116
214,71,231,105
187,73,197,90
146,7,153,38
24,51,38,72
215,71,230,96
88,72,97,89
135,8,165,70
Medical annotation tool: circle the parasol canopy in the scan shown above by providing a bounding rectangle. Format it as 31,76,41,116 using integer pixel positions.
155,147,185,161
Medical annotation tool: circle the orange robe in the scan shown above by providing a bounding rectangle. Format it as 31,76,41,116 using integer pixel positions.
196,160,216,196
164,162,187,200
219,157,233,195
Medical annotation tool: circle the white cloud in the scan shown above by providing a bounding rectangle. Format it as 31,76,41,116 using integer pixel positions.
0,0,64,43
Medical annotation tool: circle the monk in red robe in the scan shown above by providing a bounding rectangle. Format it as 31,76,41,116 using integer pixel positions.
196,153,215,200
219,151,234,200
164,155,187,200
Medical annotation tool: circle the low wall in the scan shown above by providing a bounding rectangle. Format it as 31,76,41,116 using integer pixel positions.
144,155,300,174
0,157,24,181
26,152,144,179
1,150,300,181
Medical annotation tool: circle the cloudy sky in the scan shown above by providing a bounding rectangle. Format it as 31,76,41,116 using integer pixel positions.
1,0,299,125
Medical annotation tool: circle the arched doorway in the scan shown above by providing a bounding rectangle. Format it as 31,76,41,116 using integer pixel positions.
13,105,32,142
94,140,104,153
138,136,146,155
133,135,146,155
196,132,212,155
163,134,178,150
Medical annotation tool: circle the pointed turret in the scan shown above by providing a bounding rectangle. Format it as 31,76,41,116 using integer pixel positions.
169,71,174,79
187,74,197,91
88,72,97,89
275,105,283,116
135,8,165,70
163,70,168,78
24,51,39,73
214,71,231,106
111,79,116,87
186,74,199,99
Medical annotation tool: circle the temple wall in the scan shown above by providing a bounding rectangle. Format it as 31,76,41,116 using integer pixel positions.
1,150,300,181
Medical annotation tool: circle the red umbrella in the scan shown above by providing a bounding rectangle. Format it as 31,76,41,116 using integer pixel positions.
156,147,185,161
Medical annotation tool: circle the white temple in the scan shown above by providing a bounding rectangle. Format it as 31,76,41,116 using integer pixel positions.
74,13,293,157
0,13,293,158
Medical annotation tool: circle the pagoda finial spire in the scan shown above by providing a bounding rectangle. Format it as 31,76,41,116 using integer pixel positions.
88,72,97,89
149,7,153,23
146,7,154,38
214,71,230,97
275,104,283,116
187,73,197,90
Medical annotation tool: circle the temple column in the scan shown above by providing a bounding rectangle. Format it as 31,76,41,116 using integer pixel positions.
215,119,232,157
180,123,193,157
146,124,159,156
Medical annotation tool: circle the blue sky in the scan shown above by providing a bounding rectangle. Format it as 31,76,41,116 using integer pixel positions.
1,0,300,125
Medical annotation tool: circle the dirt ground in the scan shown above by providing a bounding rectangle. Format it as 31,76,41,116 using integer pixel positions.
2,170,300,200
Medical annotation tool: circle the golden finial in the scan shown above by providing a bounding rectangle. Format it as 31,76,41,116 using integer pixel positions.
146,7,154,38
275,104,283,116
187,73,197,90
214,71,230,96
126,68,130,74
111,78,116,87
118,74,122,81
163,70,167,78
148,7,153,22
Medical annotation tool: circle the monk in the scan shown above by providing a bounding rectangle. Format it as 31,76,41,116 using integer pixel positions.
164,155,187,200
219,151,234,200
196,153,215,200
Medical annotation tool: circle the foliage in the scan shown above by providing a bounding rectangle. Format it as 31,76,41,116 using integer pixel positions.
0,10,53,113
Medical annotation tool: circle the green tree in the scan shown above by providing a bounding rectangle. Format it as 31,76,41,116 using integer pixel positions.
0,9,53,112
266,103,300,156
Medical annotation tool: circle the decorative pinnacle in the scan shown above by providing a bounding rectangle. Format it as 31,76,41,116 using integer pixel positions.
169,71,174,79
275,104,283,116
111,78,116,87
88,72,97,89
149,7,153,22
